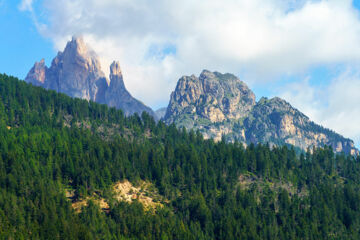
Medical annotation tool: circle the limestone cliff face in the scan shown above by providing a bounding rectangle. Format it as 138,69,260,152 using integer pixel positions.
105,61,155,117
164,70,359,155
42,37,107,102
244,97,358,154
25,36,155,118
165,70,256,127
25,59,47,86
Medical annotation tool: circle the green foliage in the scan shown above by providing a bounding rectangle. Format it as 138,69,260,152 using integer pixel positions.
1,74,360,239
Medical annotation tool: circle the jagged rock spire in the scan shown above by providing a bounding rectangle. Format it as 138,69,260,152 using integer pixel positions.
25,36,156,119
109,61,125,90
33,35,107,101
105,60,155,117
110,61,122,76
25,59,47,86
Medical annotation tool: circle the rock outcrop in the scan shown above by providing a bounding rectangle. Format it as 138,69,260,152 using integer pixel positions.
164,70,359,155
105,61,154,116
25,36,155,118
244,97,358,154
165,70,256,126
39,37,108,102
25,59,47,86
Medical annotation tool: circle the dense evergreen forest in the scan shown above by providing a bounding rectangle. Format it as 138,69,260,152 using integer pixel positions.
1,73,360,239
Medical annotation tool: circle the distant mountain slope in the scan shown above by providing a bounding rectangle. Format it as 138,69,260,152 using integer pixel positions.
25,36,156,118
155,107,167,120
164,70,358,155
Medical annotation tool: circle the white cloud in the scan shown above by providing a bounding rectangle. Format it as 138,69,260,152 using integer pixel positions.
279,68,360,147
20,0,360,109
18,0,33,11
18,0,47,32
324,70,360,144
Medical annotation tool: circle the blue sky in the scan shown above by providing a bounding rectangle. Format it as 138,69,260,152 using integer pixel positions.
1,1,360,79
1,0,360,148
0,0,55,78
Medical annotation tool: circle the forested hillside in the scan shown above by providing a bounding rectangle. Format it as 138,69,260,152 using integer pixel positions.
1,73,360,239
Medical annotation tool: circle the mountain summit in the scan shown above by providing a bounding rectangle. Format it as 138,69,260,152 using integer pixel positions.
164,70,359,155
25,36,155,118
165,70,256,123
105,61,154,116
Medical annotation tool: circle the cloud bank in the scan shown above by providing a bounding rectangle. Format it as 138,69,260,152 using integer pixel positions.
21,0,360,145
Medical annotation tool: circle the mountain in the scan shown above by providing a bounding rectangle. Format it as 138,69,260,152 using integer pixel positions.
164,70,255,124
24,38,358,154
25,36,156,118
26,37,107,102
3,73,360,239
164,70,359,155
244,97,358,154
155,107,167,120
105,61,155,116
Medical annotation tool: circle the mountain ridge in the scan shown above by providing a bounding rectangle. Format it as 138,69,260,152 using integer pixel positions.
164,70,359,155
25,36,156,119
25,37,358,154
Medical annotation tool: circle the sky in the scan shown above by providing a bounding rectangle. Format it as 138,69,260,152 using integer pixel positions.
0,0,360,148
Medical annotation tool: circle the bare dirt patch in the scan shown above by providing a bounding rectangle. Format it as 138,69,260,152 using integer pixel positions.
113,180,165,211
66,180,166,213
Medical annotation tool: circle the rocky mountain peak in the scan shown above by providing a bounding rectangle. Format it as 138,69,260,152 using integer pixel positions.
60,36,103,75
105,60,155,117
164,70,358,155
70,36,87,54
25,36,156,119
108,61,125,92
165,70,256,125
25,59,47,86
110,61,122,76
199,69,216,79
45,36,105,101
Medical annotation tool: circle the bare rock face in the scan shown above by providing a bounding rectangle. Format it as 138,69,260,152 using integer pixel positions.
105,61,155,117
26,37,107,101
25,36,155,118
25,59,47,86
44,37,107,101
244,97,358,154
164,70,359,155
164,70,256,127
199,70,256,120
